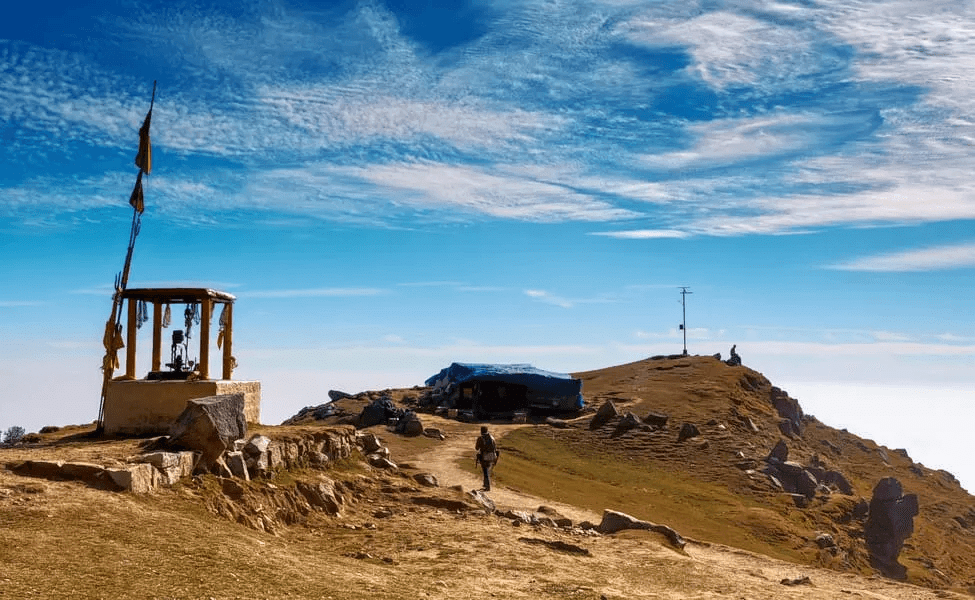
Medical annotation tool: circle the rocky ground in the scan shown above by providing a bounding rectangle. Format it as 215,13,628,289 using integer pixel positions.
1,355,973,599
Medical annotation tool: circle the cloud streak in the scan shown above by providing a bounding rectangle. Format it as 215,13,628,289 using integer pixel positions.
829,242,975,272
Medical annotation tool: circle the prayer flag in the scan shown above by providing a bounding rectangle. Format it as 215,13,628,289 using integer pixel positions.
135,108,152,173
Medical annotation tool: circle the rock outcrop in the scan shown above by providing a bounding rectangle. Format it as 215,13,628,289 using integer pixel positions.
865,477,919,579
168,394,247,471
596,509,686,550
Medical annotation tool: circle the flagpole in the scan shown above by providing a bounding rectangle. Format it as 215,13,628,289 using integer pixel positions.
96,81,157,433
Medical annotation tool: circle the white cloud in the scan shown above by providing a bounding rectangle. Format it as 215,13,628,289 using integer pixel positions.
242,287,387,299
524,289,573,309
590,229,689,239
829,242,975,272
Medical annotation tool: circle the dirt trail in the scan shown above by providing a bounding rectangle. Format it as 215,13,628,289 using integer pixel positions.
412,419,600,524
407,417,965,600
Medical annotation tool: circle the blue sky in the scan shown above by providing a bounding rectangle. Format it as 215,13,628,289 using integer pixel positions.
1,0,972,488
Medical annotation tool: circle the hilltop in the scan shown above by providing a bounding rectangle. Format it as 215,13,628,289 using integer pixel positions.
1,355,973,599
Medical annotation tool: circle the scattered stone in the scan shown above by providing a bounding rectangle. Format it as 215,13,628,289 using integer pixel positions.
780,576,811,586
368,456,398,470
422,428,446,440
399,413,424,437
612,412,643,437
741,416,760,433
590,401,619,430
643,411,669,428
413,473,439,487
815,533,836,549
468,489,496,512
677,422,700,443
596,509,685,550
823,470,854,495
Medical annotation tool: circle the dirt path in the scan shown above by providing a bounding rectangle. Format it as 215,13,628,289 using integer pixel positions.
412,418,600,524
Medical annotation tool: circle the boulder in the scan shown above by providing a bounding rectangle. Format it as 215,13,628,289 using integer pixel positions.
168,394,247,471
865,477,919,579
400,414,424,437
596,509,685,550
328,390,354,402
60,462,105,481
677,422,700,443
590,400,619,430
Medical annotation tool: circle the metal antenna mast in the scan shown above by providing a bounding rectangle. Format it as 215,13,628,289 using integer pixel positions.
679,286,692,356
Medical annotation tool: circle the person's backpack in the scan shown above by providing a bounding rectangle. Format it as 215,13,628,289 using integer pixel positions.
480,433,498,462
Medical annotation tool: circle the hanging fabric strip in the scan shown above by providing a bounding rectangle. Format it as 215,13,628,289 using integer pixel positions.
217,304,228,349
162,304,171,328
136,300,149,329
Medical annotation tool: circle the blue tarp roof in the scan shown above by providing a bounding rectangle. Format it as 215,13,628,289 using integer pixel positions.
425,362,582,398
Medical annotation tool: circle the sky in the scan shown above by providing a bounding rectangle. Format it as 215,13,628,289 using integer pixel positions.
0,0,972,490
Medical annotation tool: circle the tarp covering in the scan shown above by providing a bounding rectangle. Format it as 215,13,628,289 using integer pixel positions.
425,362,584,411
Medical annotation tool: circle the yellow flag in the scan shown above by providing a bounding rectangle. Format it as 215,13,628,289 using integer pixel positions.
129,171,144,214
135,108,152,173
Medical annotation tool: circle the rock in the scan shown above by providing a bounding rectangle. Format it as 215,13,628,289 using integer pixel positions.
368,456,398,470
770,387,803,436
768,439,789,463
643,411,669,428
106,464,156,494
422,428,446,440
10,460,64,479
413,473,439,487
815,533,836,549
60,462,105,481
359,432,384,454
139,451,196,485
400,415,424,437
244,435,271,456
467,489,495,513
677,422,700,443
865,477,919,579
823,470,854,495
797,469,819,499
778,419,799,438
298,479,342,515
596,509,685,550
612,412,643,437
168,394,247,471
328,390,354,401
545,417,569,429
741,416,760,433
224,451,250,480
590,400,619,430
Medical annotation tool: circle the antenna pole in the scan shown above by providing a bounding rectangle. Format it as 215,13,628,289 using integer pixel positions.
679,286,692,356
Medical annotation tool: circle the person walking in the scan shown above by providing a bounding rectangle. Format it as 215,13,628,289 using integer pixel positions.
475,425,499,491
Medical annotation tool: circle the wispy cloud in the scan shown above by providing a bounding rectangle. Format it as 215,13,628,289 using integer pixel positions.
590,229,689,239
242,287,387,299
829,242,975,272
525,289,573,309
